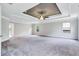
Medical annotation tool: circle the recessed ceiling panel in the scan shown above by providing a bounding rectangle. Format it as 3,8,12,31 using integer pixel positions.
23,3,61,19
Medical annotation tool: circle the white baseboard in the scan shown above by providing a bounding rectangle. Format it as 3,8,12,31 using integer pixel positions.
1,37,11,42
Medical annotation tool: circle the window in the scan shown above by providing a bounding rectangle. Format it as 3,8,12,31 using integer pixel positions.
62,23,71,31
36,26,39,32
9,23,14,37
63,23,70,28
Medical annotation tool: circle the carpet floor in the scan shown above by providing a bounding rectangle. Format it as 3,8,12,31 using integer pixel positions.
1,35,79,56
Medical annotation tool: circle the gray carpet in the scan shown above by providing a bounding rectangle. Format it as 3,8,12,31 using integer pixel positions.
1,35,79,56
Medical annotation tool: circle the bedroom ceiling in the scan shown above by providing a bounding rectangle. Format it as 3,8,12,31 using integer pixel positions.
23,3,61,20
1,3,79,24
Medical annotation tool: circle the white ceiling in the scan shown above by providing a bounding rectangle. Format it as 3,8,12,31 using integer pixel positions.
1,3,79,24
1,3,38,17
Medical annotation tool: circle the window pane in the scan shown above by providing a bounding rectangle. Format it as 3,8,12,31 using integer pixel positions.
63,23,70,28
9,23,14,37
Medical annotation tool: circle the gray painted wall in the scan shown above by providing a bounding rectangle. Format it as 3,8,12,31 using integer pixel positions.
14,23,32,36
1,18,9,41
78,18,79,40
32,17,78,39
1,19,32,41
0,5,1,56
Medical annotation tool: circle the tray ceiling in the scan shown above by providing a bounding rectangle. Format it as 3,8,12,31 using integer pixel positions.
23,3,61,20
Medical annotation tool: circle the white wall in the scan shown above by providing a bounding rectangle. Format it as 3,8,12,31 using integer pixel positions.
1,17,32,41
1,18,9,41
14,23,32,36
0,5,1,56
1,18,32,42
32,17,78,39
0,6,1,38
78,18,79,40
